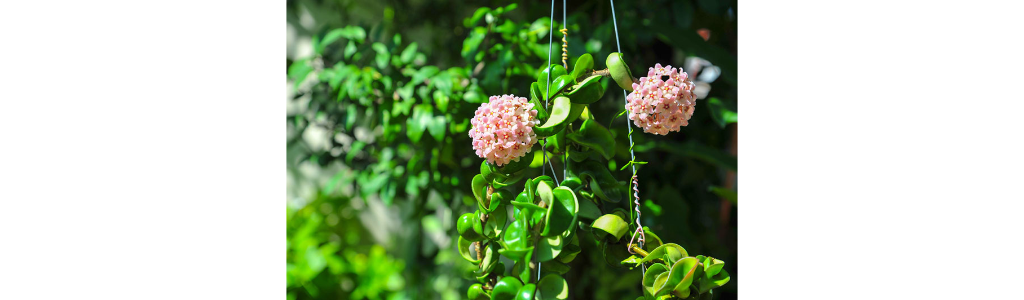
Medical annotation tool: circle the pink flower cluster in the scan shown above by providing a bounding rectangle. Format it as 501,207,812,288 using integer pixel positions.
625,63,698,135
469,95,540,166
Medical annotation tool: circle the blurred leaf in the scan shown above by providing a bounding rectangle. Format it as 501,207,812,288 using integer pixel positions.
462,27,488,60
372,42,390,69
654,142,737,171
706,98,738,128
708,186,737,205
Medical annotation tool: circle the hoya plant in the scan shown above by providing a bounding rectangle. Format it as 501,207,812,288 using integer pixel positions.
457,49,731,300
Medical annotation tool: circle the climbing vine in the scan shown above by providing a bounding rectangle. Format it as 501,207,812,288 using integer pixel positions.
457,3,731,298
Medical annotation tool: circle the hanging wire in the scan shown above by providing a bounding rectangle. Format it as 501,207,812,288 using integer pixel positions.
561,0,568,184
609,0,647,277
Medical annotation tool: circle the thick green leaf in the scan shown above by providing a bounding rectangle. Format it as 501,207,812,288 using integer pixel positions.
472,174,487,208
457,213,484,241
536,180,554,207
498,145,536,174
468,283,487,300
643,263,669,290
534,235,563,262
458,236,481,264
484,204,508,239
479,242,500,275
567,75,606,104
493,276,524,300
500,212,531,261
580,160,627,203
516,283,537,300
592,214,628,241
547,75,574,100
537,274,569,299
606,52,634,91
703,256,725,277
481,161,497,182
568,119,615,160
565,102,586,124
492,170,526,189
556,234,581,263
698,269,730,293
542,187,579,237
576,197,601,220
639,243,689,265
534,96,571,137
571,53,594,79
540,259,571,275
537,64,567,100
658,257,699,297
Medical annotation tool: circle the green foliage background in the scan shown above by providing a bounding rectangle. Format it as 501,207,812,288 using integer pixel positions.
286,0,737,299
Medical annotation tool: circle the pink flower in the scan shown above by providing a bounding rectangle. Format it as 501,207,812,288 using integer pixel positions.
625,63,697,135
469,94,539,166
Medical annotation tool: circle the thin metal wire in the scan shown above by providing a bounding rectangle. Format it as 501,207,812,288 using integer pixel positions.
609,0,646,277
538,0,557,282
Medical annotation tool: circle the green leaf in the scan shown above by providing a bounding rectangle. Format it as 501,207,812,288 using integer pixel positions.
458,236,481,264
576,197,601,221
534,235,563,262
706,186,737,204
344,40,357,59
537,274,569,299
542,187,578,237
568,119,615,160
547,75,574,101
472,174,487,207
500,217,532,261
464,7,490,27
372,42,390,69
315,26,365,53
479,242,500,274
287,59,312,89
493,277,524,300
457,213,484,241
571,53,594,79
706,97,738,128
400,42,418,64
567,75,606,104
483,204,508,239
427,115,446,141
658,257,698,297
497,144,536,174
537,64,567,100
703,256,725,277
592,214,628,241
643,263,669,290
555,235,581,263
579,159,628,203
462,27,487,60
534,96,571,137
516,283,537,300
699,269,730,293
638,243,689,265
468,283,487,300
654,141,737,171
606,52,634,91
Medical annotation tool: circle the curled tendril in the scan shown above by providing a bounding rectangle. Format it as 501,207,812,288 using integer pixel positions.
627,175,646,253
560,28,568,69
